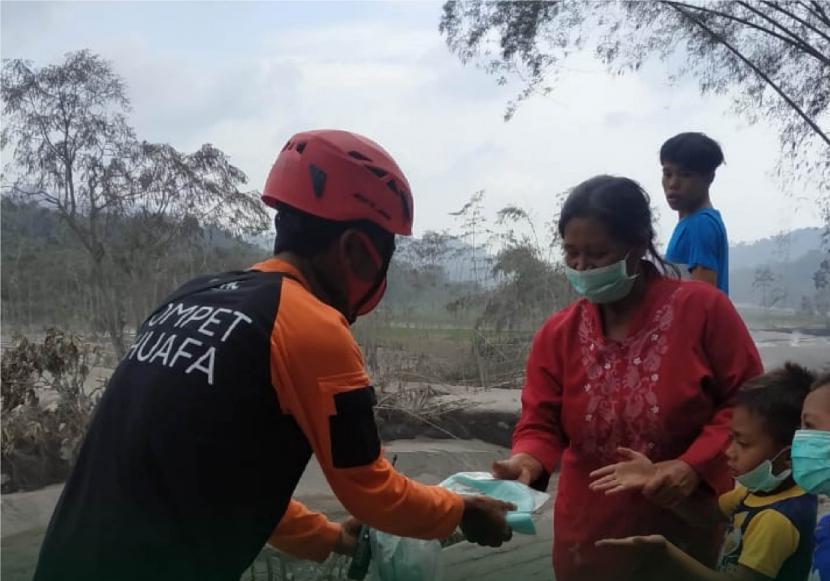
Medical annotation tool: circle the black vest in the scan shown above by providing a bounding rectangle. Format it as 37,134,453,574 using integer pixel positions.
35,271,311,581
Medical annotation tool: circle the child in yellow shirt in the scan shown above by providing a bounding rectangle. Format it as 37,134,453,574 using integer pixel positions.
592,363,818,581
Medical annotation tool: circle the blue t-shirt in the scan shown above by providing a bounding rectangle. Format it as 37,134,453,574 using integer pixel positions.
811,513,830,581
666,208,729,295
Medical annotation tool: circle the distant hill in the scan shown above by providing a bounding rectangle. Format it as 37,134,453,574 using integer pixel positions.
729,227,826,308
1,198,266,331
731,228,823,270
731,249,825,308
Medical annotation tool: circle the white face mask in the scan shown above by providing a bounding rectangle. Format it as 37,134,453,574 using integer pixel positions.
564,254,638,304
735,447,792,493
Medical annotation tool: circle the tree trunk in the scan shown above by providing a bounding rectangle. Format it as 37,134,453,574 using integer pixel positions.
90,258,127,360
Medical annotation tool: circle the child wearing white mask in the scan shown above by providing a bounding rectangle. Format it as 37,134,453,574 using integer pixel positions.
795,372,830,581
591,363,817,581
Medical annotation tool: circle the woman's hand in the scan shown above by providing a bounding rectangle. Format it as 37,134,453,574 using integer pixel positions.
590,450,701,508
642,459,700,507
589,448,656,495
491,453,544,485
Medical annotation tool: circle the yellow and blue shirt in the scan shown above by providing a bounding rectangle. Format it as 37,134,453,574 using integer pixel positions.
718,484,817,581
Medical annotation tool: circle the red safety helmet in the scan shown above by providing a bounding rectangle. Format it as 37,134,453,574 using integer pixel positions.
262,129,414,236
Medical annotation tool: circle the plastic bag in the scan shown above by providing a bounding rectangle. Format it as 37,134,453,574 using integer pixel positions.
366,472,550,580
439,472,550,534
369,529,443,581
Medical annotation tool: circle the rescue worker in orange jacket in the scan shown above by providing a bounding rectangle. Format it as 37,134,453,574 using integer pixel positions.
33,129,514,581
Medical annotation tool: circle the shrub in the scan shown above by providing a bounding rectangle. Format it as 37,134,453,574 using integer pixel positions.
1,329,102,492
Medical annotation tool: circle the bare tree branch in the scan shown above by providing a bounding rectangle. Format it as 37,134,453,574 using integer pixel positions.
760,0,830,44
668,0,830,64
670,3,830,147
733,0,829,58
798,0,829,26
809,0,830,27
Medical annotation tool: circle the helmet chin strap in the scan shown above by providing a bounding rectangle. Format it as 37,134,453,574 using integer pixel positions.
347,256,391,324
345,231,392,323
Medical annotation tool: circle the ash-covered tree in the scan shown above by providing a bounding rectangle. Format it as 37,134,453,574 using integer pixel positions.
1,50,269,357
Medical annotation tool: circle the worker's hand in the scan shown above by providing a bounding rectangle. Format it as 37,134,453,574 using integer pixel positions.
642,459,700,508
491,453,544,486
589,448,656,495
460,495,516,547
332,517,362,556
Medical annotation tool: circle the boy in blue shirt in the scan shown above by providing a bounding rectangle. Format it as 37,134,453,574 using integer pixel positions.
662,132,730,294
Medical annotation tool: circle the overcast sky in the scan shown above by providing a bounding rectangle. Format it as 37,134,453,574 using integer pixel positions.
2,0,824,246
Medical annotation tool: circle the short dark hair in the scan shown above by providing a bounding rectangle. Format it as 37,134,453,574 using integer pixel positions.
737,362,815,445
660,132,725,174
558,175,675,274
273,203,394,259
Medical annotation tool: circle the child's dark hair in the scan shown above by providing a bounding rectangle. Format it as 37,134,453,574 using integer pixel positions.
737,362,815,445
273,203,394,258
558,175,677,275
660,132,725,174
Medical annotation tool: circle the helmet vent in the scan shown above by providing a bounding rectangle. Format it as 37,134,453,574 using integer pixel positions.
366,165,388,178
386,179,411,221
309,164,327,198
295,141,307,154
348,150,372,162
400,190,411,221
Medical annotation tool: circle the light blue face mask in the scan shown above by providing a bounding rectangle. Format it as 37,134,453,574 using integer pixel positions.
735,447,792,493
792,429,830,495
440,472,550,534
564,256,638,304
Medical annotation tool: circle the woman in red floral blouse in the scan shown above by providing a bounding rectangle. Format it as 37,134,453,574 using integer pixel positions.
493,175,762,581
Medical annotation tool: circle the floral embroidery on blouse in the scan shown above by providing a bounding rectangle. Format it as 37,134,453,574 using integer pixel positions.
577,288,681,463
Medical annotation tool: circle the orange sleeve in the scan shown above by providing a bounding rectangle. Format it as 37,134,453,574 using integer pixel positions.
270,281,464,540
268,500,341,563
